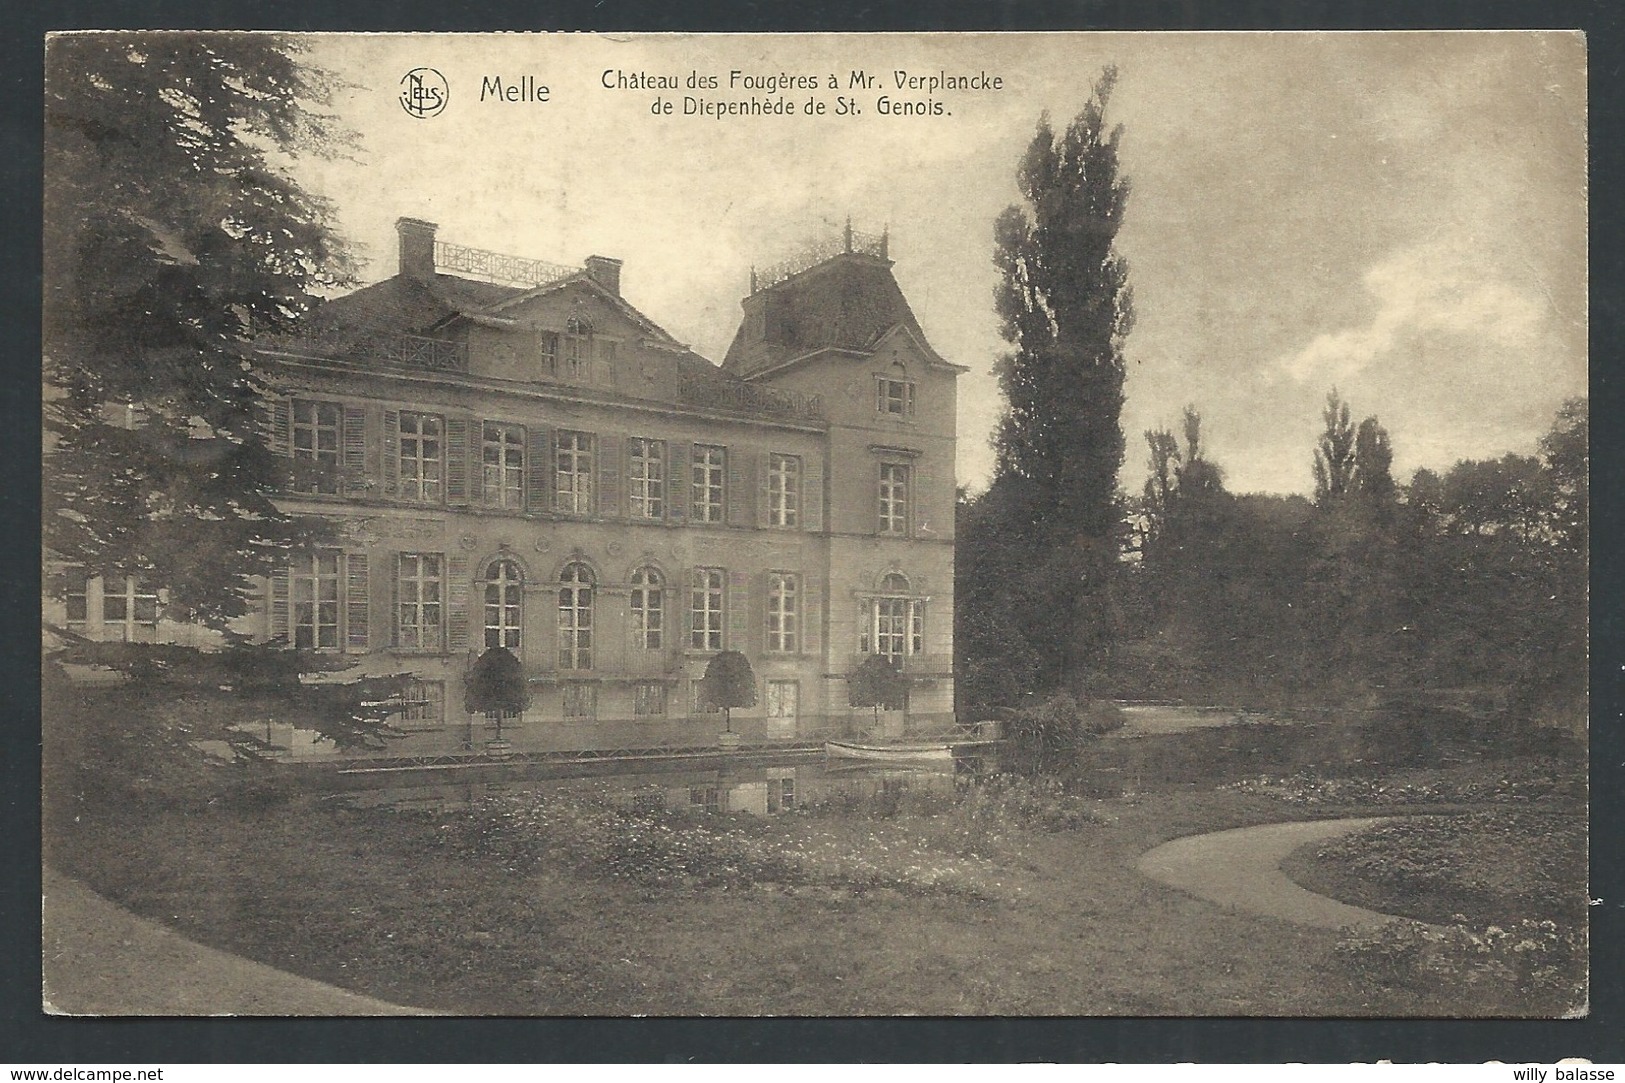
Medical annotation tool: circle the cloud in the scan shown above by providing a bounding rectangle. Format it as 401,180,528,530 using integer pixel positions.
1278,239,1545,383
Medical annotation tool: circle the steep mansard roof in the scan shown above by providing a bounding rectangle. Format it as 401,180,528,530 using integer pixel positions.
721,252,945,375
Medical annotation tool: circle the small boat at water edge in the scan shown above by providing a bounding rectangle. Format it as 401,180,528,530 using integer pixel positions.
824,739,956,764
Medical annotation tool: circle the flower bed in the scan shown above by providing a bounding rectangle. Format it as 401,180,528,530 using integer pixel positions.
1222,760,1583,807
431,788,1000,898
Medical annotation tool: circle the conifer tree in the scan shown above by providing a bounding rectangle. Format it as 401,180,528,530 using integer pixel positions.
44,33,352,629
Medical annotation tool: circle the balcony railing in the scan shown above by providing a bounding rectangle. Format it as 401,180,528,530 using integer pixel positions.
754,222,889,292
843,653,955,679
679,377,824,421
434,241,579,290
273,332,468,373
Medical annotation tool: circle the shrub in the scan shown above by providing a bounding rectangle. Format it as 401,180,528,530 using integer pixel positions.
1335,918,1586,1016
1001,693,1120,774
431,788,998,898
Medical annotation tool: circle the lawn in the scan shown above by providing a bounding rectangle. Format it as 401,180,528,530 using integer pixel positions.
45,767,1583,1017
43,685,1587,1016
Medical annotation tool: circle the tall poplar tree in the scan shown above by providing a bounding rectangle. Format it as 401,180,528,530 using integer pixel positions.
984,66,1134,689
44,33,352,629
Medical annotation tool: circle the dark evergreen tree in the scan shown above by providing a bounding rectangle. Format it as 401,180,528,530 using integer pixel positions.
981,66,1134,692
463,647,531,741
44,33,352,629
699,651,757,733
846,653,910,731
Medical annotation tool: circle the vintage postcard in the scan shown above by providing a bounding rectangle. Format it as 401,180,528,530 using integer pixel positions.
41,31,1587,1018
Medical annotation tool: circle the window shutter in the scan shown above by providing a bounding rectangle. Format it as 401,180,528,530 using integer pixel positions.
726,447,756,527
341,406,367,494
445,416,470,505
803,452,824,532
383,410,400,496
467,418,484,505
751,571,769,655
803,573,822,657
758,454,774,528
269,567,290,642
598,434,622,518
727,569,749,653
448,553,471,653
346,552,369,652
267,398,291,456
390,552,401,649
911,461,929,536
526,427,551,514
668,441,690,522
681,568,695,647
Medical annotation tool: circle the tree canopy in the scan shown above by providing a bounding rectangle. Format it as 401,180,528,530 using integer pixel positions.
44,32,352,629
699,651,757,731
960,66,1135,701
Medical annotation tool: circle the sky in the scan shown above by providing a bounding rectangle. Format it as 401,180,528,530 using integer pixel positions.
292,32,1587,496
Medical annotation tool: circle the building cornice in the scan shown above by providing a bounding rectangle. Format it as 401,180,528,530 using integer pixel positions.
256,350,828,434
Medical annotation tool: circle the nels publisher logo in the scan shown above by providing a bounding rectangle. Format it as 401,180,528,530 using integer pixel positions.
399,67,449,118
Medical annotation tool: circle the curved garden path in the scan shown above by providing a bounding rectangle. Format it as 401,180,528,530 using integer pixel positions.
1136,817,1408,930
42,867,437,1016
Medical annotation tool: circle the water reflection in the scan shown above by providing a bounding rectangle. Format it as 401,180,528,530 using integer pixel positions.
345,760,967,816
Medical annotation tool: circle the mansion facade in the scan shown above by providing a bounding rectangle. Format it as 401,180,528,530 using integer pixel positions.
150,217,964,754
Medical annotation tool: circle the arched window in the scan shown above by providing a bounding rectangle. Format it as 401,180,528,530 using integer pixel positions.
862,573,922,662
630,566,663,650
483,558,523,651
564,316,593,378
558,563,594,670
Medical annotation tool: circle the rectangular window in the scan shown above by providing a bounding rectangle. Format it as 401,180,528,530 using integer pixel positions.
628,438,666,520
555,430,595,514
769,454,800,528
396,553,443,650
63,568,88,629
691,445,726,524
538,330,559,375
879,463,910,535
766,775,795,813
689,784,720,813
399,680,445,729
102,576,160,642
767,573,799,653
765,679,799,719
562,683,598,721
291,399,341,495
481,422,525,509
292,550,342,650
398,412,444,503
876,377,916,417
634,681,668,717
690,568,725,651
861,593,923,662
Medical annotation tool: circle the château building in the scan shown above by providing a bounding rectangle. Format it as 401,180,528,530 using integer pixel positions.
61,217,964,754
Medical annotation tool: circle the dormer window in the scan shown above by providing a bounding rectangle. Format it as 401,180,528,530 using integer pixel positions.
538,330,560,376
564,317,593,378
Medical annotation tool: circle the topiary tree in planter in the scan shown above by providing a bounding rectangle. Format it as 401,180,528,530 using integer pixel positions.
463,646,530,746
699,650,756,736
847,654,910,735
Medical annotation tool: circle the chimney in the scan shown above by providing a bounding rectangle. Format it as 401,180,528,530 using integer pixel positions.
584,255,623,296
396,217,438,281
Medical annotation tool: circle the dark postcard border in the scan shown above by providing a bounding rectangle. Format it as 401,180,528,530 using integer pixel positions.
4,0,1621,1065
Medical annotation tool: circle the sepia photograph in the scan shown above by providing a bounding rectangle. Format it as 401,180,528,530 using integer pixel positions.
40,30,1588,1018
